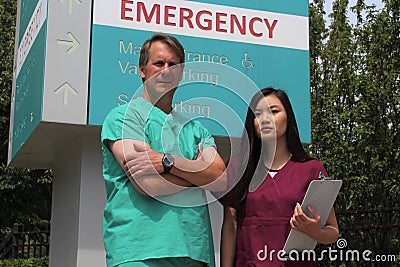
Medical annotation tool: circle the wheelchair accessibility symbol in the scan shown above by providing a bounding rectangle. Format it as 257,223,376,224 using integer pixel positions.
242,52,255,69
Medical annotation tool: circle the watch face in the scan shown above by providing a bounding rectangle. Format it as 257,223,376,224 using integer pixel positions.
163,154,174,167
164,156,173,166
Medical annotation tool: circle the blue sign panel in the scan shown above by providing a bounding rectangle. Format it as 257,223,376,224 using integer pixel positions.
11,0,47,159
89,0,310,142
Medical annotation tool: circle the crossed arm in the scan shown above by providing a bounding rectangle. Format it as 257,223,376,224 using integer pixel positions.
109,138,227,196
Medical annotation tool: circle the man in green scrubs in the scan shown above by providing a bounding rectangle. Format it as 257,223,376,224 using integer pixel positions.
101,33,227,267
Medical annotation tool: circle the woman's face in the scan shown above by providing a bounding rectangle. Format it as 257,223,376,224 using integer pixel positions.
253,94,287,141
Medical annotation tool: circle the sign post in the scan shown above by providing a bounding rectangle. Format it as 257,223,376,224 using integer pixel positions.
9,1,311,266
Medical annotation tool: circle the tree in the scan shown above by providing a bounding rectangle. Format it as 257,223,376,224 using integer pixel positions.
309,0,399,210
308,0,399,262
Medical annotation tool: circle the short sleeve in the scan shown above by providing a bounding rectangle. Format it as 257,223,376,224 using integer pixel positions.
101,104,146,149
194,121,216,150
101,106,124,147
321,162,329,177
310,159,329,181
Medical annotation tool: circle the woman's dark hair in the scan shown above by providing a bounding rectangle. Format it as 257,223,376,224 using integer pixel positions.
225,87,311,208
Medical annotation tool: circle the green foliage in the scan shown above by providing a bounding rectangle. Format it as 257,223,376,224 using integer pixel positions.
308,0,399,210
0,257,48,267
308,0,399,264
0,167,52,228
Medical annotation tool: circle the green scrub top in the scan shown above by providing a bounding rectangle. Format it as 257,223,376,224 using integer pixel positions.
101,97,216,267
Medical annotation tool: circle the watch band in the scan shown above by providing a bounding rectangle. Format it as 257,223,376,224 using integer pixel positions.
162,153,174,173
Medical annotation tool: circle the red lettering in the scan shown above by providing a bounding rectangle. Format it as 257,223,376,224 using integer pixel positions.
196,10,212,31
164,5,176,26
215,12,227,33
119,3,278,41
264,19,278,39
137,2,161,24
121,0,134,21
230,15,246,35
179,8,194,28
249,17,263,37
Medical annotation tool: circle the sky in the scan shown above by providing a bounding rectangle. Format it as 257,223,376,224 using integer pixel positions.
323,0,384,24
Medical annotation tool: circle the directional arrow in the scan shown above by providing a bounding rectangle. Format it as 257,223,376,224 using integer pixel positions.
54,82,78,105
59,0,83,15
57,32,80,54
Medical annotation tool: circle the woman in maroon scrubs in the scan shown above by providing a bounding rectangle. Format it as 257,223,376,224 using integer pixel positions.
220,88,339,267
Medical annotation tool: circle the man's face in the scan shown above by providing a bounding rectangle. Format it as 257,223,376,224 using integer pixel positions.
140,41,182,100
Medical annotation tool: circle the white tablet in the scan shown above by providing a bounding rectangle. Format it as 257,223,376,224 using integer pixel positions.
283,179,342,253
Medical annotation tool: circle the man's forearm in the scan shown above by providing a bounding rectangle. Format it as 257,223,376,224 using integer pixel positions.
128,173,192,196
170,151,227,192
110,139,193,196
124,141,227,192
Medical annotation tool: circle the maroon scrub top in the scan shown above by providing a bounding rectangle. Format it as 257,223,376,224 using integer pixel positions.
234,158,328,267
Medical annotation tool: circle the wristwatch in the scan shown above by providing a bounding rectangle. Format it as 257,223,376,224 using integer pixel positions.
162,153,175,173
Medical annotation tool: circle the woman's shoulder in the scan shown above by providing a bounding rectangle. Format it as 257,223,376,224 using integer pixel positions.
292,158,328,178
297,158,324,166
